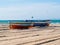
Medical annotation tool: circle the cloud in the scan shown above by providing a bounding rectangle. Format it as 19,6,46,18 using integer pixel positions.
0,3,60,20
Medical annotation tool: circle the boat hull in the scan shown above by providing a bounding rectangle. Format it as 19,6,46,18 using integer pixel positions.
33,23,49,27
10,22,33,29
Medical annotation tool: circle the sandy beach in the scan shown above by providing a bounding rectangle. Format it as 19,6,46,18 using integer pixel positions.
0,24,60,45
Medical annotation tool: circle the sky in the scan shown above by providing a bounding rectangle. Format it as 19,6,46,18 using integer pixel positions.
0,0,60,20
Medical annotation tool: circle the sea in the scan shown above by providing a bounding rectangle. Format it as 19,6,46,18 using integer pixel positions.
0,20,60,24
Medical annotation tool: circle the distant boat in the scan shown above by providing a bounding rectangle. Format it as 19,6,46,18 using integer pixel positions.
9,20,51,29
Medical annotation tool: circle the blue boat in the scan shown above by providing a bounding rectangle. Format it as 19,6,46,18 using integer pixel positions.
33,20,51,27
33,23,49,27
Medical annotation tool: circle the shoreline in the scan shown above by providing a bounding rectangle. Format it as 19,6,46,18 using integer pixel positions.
0,23,60,30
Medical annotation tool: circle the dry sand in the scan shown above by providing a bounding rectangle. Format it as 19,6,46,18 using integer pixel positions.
0,24,60,45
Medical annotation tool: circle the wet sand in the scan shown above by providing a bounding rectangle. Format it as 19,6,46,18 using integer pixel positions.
0,24,60,45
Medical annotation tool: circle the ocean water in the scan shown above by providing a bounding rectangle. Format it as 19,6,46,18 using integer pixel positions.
51,20,60,23
0,20,60,24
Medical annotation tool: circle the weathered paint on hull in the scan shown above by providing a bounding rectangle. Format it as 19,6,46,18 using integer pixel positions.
10,23,33,29
10,25,32,29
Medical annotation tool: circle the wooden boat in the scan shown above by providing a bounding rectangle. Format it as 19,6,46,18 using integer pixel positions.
10,22,33,29
9,20,50,29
